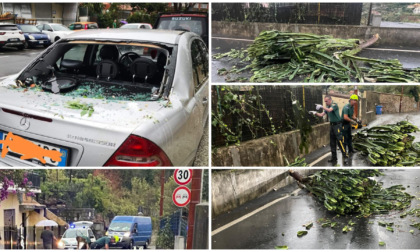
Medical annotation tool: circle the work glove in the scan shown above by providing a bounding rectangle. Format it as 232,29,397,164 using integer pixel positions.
315,104,324,110
309,111,317,115
350,119,358,125
356,119,362,124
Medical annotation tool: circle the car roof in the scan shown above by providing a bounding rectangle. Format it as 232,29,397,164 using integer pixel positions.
64,29,186,45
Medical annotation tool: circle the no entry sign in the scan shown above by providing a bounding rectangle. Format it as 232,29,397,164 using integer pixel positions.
172,186,191,207
174,169,192,185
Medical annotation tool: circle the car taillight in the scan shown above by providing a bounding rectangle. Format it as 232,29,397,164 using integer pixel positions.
0,32,5,35
85,24,88,29
104,135,172,166
19,31,23,34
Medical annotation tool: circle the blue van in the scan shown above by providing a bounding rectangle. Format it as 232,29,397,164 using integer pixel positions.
107,216,152,249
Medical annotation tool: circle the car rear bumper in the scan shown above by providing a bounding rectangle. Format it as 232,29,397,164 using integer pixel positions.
0,41,24,47
28,39,51,46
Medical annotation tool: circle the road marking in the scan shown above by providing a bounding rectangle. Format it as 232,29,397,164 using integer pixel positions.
211,188,302,236
213,36,254,42
364,48,420,53
0,56,9,59
308,152,331,167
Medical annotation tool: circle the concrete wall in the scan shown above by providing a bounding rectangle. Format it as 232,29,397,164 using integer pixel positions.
365,91,420,114
212,169,313,216
212,123,330,167
212,21,420,47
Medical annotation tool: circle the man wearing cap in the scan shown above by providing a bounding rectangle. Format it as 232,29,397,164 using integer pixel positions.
310,95,348,164
342,94,359,154
90,235,117,249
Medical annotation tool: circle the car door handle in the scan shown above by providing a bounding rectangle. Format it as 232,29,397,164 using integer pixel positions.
202,97,208,105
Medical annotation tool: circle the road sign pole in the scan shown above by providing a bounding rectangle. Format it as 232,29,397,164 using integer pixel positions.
178,207,182,236
187,169,202,249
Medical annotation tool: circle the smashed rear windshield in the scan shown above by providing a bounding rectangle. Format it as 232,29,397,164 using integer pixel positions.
17,41,174,101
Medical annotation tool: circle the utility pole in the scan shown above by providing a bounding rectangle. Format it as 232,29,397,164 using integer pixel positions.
399,86,404,113
367,3,373,26
354,85,359,118
187,169,202,249
159,170,165,217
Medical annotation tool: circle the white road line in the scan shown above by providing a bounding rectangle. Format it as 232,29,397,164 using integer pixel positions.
308,152,331,167
211,188,302,236
364,48,420,53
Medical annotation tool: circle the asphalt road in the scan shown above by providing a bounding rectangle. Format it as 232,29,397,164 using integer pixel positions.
0,46,44,78
212,169,420,249
212,37,420,83
310,112,420,167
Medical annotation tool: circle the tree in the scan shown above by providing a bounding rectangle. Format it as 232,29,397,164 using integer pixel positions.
1,170,33,203
130,3,167,13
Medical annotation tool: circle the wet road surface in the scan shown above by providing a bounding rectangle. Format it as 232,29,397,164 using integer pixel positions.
212,169,420,249
312,112,420,167
212,37,420,83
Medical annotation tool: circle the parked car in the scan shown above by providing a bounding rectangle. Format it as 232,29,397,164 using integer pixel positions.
16,24,51,49
107,216,152,249
57,226,96,249
120,23,153,29
36,23,74,42
68,22,99,31
0,29,208,166
154,12,208,46
0,23,25,50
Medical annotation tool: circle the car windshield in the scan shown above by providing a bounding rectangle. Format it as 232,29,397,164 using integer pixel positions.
51,24,70,31
0,25,19,31
20,25,41,33
63,229,88,239
17,41,173,101
108,222,131,232
120,24,138,29
157,16,204,35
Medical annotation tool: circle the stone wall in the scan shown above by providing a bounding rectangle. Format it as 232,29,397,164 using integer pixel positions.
212,21,420,47
212,123,330,166
365,91,419,114
212,169,314,216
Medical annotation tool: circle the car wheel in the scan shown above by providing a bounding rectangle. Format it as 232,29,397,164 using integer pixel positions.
143,240,149,249
55,36,60,42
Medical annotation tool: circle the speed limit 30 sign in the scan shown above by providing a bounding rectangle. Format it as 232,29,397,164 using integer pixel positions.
174,169,192,185
172,186,191,207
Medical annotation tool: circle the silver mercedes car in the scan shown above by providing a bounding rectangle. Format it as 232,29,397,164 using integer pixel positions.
0,29,208,166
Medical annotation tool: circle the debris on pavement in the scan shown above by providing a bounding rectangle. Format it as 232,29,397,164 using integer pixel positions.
213,31,420,83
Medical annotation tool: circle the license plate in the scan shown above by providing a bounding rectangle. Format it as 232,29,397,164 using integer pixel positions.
0,131,69,166
39,40,44,44
8,38,18,42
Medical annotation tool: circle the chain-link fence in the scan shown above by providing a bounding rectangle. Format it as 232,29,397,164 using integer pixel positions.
213,3,420,26
212,85,325,147
212,3,363,25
